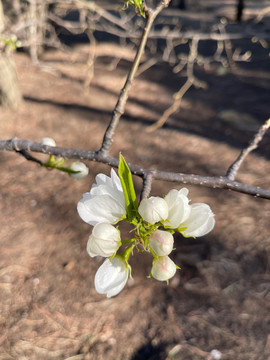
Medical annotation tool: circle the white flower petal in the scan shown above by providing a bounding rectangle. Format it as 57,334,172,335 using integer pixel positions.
90,184,125,205
95,173,111,187
181,203,215,237
110,168,123,192
78,194,125,226
94,257,129,297
179,188,189,196
77,170,126,225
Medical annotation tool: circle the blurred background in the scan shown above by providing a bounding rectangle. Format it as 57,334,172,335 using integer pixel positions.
1,1,270,359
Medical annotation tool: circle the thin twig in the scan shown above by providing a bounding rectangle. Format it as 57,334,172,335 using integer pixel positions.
218,22,237,73
147,37,205,132
147,78,192,132
1,137,269,200
226,119,270,180
98,0,171,156
255,5,270,22
83,29,96,91
17,150,43,165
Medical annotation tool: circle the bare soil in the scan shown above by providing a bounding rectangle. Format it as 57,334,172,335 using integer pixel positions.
1,15,270,360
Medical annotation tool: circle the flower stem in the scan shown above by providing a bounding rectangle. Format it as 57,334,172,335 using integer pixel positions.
121,244,135,262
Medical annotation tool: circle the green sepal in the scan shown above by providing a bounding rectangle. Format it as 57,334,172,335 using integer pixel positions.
176,225,196,239
177,225,188,233
121,245,135,279
161,225,175,235
118,154,138,224
44,155,65,168
42,157,85,176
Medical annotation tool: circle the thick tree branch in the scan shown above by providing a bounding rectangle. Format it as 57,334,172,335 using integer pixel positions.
1,137,269,200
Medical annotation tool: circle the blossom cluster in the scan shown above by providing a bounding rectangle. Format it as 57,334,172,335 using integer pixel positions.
78,156,215,298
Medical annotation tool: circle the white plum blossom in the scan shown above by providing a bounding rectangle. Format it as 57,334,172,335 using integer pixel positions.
94,256,129,298
77,169,126,226
138,197,168,224
69,161,89,179
163,188,191,229
180,203,215,237
151,256,177,281
77,155,216,296
87,223,121,258
41,137,56,147
149,230,174,256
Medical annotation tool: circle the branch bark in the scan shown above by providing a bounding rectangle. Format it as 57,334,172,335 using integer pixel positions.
1,137,269,200
226,119,270,180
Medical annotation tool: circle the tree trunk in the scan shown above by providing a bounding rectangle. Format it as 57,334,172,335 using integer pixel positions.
0,0,22,109
28,0,48,63
0,53,22,109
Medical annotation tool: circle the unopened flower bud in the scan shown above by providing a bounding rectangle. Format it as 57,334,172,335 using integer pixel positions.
87,223,121,258
149,230,174,256
164,188,190,229
41,137,56,147
69,162,89,179
151,256,177,281
138,197,168,225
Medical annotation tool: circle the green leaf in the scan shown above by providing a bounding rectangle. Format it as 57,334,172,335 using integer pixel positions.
118,154,138,224
124,0,145,17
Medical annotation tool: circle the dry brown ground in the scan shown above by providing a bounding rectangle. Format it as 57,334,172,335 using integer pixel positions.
1,29,270,360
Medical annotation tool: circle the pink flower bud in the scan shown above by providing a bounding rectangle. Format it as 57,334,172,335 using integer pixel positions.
151,256,177,281
149,230,174,256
